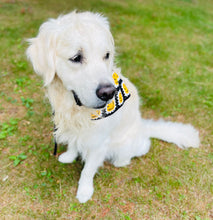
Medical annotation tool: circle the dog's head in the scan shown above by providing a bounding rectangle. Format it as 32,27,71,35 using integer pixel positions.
27,11,116,109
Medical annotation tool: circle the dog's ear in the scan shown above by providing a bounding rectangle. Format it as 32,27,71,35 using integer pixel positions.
93,13,114,47
26,21,57,86
94,13,110,30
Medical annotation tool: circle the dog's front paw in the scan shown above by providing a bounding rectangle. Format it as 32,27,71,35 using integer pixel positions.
76,184,94,203
58,151,77,163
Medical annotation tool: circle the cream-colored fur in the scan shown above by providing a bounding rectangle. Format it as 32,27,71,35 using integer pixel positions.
26,11,200,203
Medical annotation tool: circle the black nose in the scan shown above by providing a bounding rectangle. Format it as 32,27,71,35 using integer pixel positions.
96,83,116,101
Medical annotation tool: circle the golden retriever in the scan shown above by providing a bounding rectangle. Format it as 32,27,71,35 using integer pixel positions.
27,11,199,203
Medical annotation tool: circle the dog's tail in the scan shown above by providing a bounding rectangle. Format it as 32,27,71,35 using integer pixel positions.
141,119,200,149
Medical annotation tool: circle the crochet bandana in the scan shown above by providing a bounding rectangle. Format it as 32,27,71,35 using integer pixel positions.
91,72,130,120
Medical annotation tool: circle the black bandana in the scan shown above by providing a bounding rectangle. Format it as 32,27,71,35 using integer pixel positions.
91,72,130,120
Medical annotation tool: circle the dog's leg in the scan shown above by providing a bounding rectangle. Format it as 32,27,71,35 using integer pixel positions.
113,136,151,167
76,147,106,203
58,145,78,163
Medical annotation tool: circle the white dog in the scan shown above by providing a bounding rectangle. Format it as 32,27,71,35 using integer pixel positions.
26,11,200,203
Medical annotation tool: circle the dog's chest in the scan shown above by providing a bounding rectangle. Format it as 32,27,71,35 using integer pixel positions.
54,110,119,149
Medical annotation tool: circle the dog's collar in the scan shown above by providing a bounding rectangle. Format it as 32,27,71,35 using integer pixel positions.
91,72,130,120
72,90,82,106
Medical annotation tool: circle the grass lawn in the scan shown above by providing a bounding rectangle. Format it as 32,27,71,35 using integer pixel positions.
0,0,213,219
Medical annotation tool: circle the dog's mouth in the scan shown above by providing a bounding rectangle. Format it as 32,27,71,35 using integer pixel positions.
72,90,107,109
72,90,83,106
95,102,107,109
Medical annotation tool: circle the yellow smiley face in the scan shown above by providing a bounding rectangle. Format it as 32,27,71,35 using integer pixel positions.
91,110,101,119
122,82,129,95
112,72,119,86
96,110,101,115
106,100,115,112
118,91,123,105
91,114,98,119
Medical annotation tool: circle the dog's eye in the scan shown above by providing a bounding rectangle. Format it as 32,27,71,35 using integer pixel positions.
69,54,83,63
104,52,110,60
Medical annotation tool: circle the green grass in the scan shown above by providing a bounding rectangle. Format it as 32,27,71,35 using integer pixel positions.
0,0,213,219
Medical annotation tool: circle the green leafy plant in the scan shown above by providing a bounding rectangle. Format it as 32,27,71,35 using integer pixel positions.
9,153,28,166
0,118,18,140
21,96,34,116
21,97,34,108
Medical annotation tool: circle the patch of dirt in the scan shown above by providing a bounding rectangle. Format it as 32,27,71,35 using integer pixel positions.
0,102,26,123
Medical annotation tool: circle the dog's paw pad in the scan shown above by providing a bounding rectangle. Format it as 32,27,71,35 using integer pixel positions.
76,185,94,203
58,152,76,163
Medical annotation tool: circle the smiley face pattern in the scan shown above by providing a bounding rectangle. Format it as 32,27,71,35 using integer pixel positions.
91,72,131,120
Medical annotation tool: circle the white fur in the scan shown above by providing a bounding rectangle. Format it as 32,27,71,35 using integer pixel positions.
26,11,200,203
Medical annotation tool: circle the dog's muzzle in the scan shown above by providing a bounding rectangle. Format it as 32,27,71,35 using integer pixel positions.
71,72,131,120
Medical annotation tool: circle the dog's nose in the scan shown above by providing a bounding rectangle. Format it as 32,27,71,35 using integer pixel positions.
96,84,116,101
